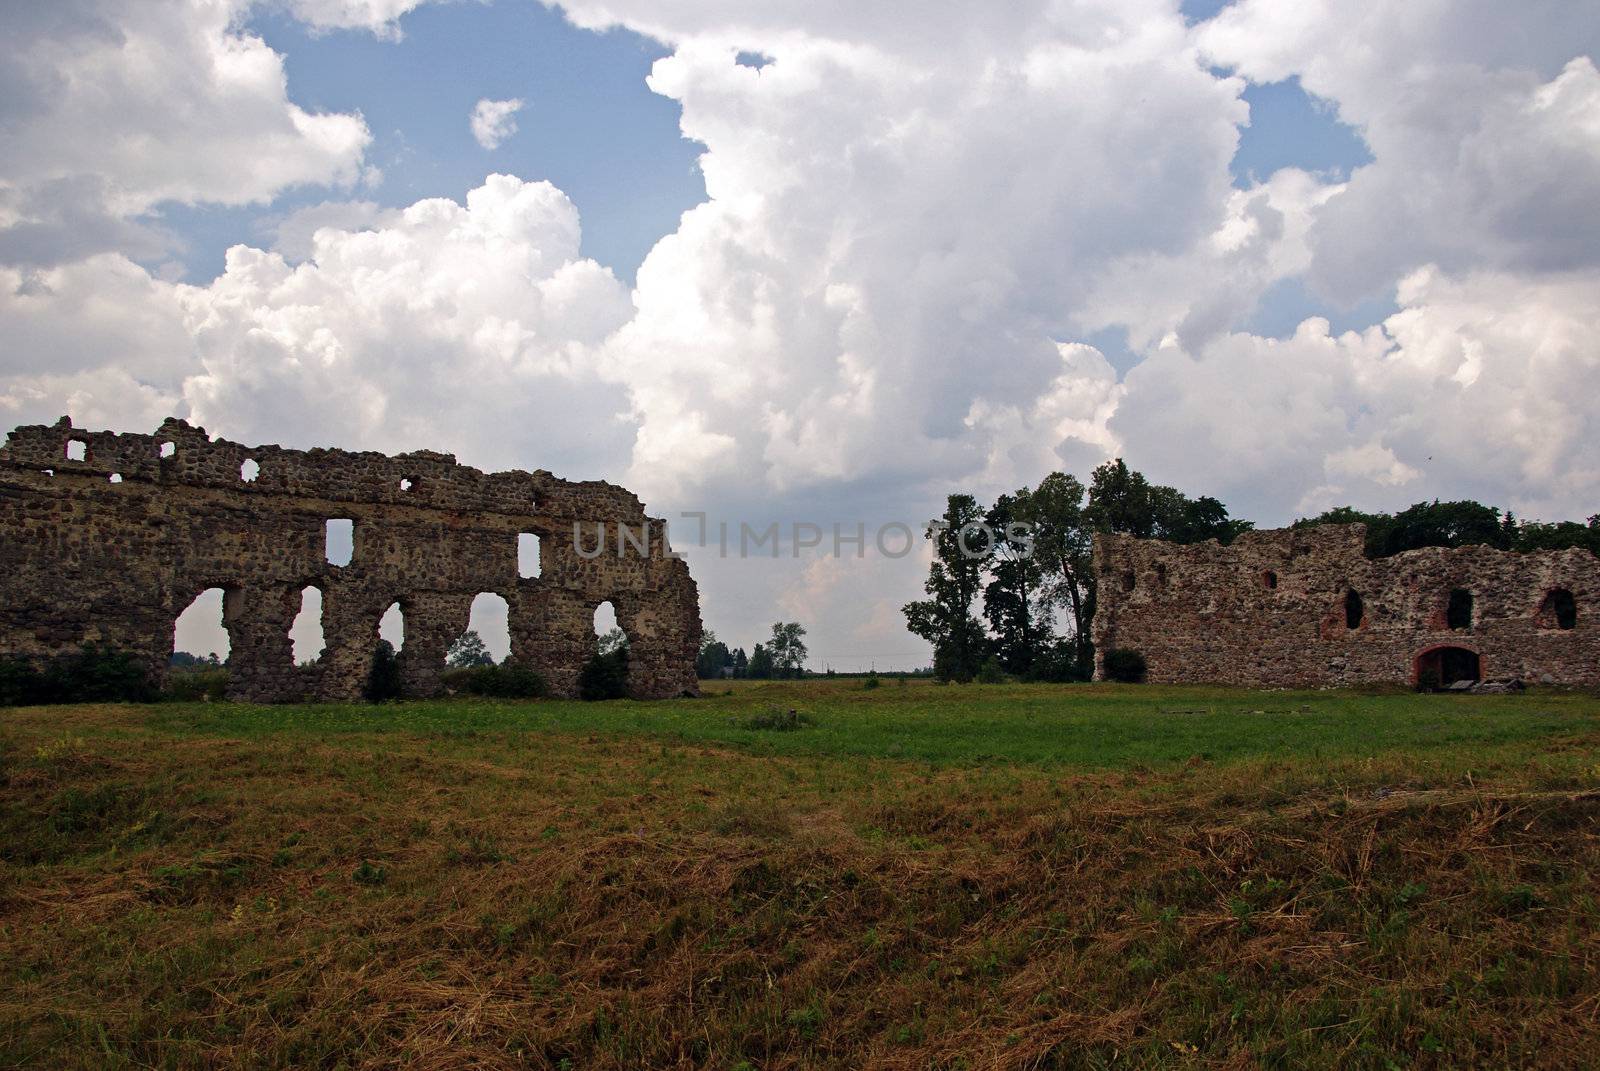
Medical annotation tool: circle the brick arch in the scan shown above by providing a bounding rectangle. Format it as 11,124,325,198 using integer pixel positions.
1413,644,1482,688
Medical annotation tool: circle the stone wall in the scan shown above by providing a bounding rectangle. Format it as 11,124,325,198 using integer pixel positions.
0,417,701,701
1091,523,1599,688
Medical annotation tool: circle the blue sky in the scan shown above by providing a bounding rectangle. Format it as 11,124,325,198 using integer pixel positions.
159,0,706,283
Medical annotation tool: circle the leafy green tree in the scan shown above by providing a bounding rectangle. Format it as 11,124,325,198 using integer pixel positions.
696,631,732,679
903,493,991,682
579,647,628,700
446,629,493,668
1084,459,1158,538
768,622,809,678
731,647,749,678
982,491,1045,674
1016,472,1094,670
597,627,629,655
747,643,775,679
1515,515,1600,556
365,640,402,702
1297,500,1512,557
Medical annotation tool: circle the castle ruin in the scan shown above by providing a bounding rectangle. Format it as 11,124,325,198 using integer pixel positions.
0,417,701,701
1092,524,1598,688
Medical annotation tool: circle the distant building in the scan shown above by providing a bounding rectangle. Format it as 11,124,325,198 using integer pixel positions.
1092,524,1597,688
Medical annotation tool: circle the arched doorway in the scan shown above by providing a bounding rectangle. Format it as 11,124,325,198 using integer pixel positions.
1414,645,1481,689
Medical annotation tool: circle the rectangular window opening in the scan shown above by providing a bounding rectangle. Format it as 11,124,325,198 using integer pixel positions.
518,532,541,579
325,518,355,567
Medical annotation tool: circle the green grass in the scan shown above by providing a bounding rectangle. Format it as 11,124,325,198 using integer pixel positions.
142,678,1600,770
3,680,1599,1069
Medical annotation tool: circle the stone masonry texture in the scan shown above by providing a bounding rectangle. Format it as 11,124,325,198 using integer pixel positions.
0,417,702,701
1092,524,1599,688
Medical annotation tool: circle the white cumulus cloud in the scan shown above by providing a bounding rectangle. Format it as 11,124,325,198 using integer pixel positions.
471,98,526,151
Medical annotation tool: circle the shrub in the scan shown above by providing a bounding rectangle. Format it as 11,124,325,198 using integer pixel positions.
863,673,881,690
442,663,548,699
976,658,1007,684
1103,648,1148,684
579,647,628,701
2,646,159,706
163,668,228,702
741,706,814,731
365,641,403,702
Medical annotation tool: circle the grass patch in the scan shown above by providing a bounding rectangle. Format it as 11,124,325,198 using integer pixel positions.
0,681,1597,1068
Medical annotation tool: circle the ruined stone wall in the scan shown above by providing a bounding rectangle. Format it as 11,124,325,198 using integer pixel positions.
0,417,701,701
1091,523,1600,688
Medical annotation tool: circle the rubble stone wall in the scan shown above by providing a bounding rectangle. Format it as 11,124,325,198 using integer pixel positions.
1092,523,1600,688
0,417,701,701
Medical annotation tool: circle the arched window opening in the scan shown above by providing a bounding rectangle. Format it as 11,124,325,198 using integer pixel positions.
1262,570,1278,590
173,587,232,666
447,592,509,666
159,441,176,459
593,600,626,652
1415,646,1481,689
325,518,354,567
1120,571,1136,593
1155,563,1168,588
290,586,325,664
240,458,259,482
379,601,405,652
1540,588,1578,631
518,532,541,579
1344,589,1364,630
399,477,414,491
65,440,87,461
1447,589,1473,630
109,473,123,484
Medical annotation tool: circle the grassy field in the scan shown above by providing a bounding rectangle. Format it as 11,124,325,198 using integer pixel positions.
2,680,1598,1069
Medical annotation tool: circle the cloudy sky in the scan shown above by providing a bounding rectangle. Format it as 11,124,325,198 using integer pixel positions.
4,1,1598,668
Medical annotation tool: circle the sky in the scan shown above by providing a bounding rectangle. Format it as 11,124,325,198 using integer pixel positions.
3,0,1598,668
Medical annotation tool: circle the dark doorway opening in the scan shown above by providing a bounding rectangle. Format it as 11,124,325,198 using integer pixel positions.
1415,646,1481,689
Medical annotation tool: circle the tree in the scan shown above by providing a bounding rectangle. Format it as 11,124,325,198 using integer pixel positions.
747,643,774,679
597,627,629,655
768,622,809,678
365,640,402,702
1016,472,1093,671
982,492,1045,674
446,629,493,668
731,647,749,678
902,493,991,682
696,631,732,679
1297,500,1512,557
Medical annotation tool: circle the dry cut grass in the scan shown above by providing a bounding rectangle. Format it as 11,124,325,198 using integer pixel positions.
2,683,1599,1069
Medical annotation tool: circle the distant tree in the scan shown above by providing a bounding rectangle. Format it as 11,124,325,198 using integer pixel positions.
365,640,402,702
731,647,749,678
747,643,775,680
903,493,991,682
446,629,493,668
696,631,732,679
1018,472,1094,671
982,491,1045,674
768,622,809,678
579,647,628,700
1084,459,1158,538
1514,515,1600,557
1297,500,1510,557
597,627,629,655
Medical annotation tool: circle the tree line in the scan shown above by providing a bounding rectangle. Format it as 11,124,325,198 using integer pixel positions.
904,460,1598,683
697,621,809,679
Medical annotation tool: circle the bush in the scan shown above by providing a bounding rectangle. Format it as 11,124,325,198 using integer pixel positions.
741,706,814,731
365,641,403,702
1103,648,1148,684
862,673,881,690
976,658,1007,684
441,663,548,699
2,646,160,706
579,647,628,701
163,668,228,702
